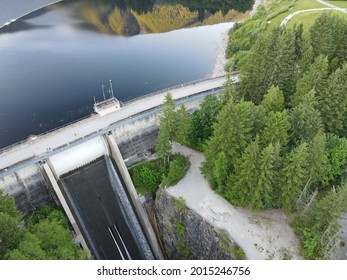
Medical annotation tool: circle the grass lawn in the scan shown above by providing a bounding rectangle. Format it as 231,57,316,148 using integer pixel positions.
326,1,347,8
268,0,327,28
286,10,347,28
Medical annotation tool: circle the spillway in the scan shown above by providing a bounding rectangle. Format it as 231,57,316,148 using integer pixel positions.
59,155,154,260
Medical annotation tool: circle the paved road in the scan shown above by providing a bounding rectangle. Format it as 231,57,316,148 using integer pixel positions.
280,0,347,26
0,75,232,172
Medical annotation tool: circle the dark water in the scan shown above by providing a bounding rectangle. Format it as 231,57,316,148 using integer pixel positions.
0,0,252,148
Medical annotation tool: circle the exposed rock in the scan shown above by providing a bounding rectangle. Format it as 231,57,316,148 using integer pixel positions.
155,188,239,260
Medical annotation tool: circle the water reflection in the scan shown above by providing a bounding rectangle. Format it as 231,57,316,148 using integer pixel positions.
0,0,244,148
72,0,252,36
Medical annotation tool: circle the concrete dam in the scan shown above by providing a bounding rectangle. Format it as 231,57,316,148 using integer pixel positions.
0,75,232,260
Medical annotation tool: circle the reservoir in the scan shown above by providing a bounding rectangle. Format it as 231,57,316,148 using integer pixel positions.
0,0,252,148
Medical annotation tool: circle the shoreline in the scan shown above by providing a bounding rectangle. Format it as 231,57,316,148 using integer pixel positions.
210,26,233,78
210,0,263,78
0,0,62,29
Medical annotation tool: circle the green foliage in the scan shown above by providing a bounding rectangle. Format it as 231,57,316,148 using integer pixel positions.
280,142,309,210
293,185,347,259
324,134,347,186
289,91,323,145
261,85,285,114
174,104,190,145
130,154,190,194
0,191,23,258
260,110,290,148
5,232,47,260
0,199,87,260
174,196,187,218
130,159,166,195
231,243,246,260
318,63,347,136
310,12,347,71
25,204,70,229
188,95,221,150
156,93,176,166
292,55,329,107
161,154,190,187
175,220,186,235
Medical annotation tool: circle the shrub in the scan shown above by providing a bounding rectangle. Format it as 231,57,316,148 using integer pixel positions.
161,154,190,187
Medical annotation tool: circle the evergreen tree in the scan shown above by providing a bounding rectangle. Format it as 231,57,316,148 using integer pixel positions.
156,93,176,166
188,95,221,149
271,28,297,103
306,131,329,188
324,134,347,186
318,63,347,135
239,28,281,104
213,151,229,196
280,142,309,210
310,13,347,71
299,31,314,74
202,100,255,187
256,143,279,209
229,137,261,208
174,104,190,145
289,91,323,145
260,110,290,148
292,55,329,107
261,85,285,114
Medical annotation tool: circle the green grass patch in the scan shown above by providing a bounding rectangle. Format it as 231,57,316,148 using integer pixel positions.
268,0,327,29
286,10,347,29
326,1,347,8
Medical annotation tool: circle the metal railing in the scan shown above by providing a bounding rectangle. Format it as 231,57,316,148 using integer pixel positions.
123,74,226,106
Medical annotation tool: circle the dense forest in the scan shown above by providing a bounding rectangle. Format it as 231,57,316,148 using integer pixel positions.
0,193,87,260
195,12,347,259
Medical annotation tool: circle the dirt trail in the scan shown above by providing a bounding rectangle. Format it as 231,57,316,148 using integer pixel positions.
166,143,302,260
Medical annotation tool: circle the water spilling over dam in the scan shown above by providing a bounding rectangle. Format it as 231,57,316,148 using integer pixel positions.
60,156,153,260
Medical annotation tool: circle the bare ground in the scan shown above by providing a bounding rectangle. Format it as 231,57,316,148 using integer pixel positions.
166,143,302,260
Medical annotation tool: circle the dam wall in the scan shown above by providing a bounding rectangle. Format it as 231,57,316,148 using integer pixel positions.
0,96,205,214
0,163,56,215
114,97,204,166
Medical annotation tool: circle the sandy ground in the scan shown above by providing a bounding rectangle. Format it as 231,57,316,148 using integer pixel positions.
166,143,302,260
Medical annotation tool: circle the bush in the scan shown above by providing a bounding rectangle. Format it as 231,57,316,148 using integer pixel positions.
129,159,166,195
161,154,190,187
130,154,190,194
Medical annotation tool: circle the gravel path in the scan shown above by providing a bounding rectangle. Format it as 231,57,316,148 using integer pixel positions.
166,143,302,260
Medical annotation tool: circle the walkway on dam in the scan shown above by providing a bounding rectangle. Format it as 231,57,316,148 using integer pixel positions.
0,75,233,174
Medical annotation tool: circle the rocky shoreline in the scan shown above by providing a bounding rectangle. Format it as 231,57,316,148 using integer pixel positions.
210,0,263,78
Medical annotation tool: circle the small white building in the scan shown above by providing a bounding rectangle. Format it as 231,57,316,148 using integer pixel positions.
93,97,121,116
93,80,121,116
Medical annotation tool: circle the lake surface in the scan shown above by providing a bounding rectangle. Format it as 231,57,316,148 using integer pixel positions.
0,0,252,148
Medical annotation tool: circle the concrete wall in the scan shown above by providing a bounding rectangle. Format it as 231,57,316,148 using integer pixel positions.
113,97,203,167
105,134,164,260
0,164,56,215
0,94,205,216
